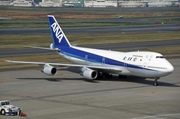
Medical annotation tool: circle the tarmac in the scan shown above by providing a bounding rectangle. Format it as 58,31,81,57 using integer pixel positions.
0,58,180,119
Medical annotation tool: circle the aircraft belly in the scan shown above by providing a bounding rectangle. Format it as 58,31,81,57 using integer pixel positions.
157,70,172,77
119,67,131,75
98,69,122,74
127,67,159,78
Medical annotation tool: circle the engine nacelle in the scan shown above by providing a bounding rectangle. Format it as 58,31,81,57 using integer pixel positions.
42,64,57,76
81,68,98,79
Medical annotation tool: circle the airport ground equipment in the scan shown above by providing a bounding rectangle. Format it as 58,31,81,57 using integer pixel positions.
0,100,21,116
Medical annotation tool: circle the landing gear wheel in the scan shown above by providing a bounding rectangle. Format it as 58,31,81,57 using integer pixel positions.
154,78,159,86
153,82,159,86
119,75,127,79
103,73,113,79
1,109,5,115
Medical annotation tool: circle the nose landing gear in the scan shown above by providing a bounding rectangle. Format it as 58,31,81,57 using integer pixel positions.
154,77,159,86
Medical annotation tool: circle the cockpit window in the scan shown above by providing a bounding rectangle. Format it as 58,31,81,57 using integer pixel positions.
156,56,164,58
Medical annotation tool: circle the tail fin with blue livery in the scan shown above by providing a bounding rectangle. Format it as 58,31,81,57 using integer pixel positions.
48,15,71,48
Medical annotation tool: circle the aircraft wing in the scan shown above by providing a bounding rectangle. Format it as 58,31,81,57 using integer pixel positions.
5,60,122,73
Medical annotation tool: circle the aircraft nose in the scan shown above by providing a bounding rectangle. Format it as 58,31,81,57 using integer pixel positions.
158,61,174,77
164,62,174,76
167,64,174,73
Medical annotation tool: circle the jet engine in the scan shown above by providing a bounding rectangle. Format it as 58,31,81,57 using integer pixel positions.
81,68,98,79
41,64,57,76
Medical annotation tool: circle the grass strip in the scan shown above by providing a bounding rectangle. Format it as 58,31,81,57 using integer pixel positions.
0,31,180,49
0,21,152,28
0,9,180,20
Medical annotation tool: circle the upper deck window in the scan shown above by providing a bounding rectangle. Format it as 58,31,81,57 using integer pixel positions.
156,56,164,58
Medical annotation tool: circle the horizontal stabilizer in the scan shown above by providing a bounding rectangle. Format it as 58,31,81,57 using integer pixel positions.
24,46,60,51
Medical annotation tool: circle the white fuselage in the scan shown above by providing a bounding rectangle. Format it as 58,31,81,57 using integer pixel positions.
61,46,174,78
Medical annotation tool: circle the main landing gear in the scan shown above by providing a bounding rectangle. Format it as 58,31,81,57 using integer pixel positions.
154,77,160,86
96,72,113,80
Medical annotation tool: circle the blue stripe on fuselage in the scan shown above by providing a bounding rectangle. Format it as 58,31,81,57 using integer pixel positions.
59,46,155,71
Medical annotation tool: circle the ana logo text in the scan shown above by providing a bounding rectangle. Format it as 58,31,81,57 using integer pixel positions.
51,22,63,43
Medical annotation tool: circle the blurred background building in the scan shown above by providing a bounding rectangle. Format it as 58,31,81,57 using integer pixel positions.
84,0,117,7
118,0,178,7
63,0,83,7
39,0,62,7
0,0,179,7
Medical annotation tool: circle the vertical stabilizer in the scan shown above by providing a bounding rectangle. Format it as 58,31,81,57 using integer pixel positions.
48,15,71,48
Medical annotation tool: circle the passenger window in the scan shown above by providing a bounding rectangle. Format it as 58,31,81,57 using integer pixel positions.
156,56,164,58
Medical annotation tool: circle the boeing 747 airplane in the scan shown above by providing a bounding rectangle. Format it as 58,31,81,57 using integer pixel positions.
6,15,174,86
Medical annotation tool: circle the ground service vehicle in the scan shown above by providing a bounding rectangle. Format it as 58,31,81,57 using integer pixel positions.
0,100,21,116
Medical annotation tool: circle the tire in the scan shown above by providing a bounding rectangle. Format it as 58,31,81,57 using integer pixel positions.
153,82,159,86
1,109,6,115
